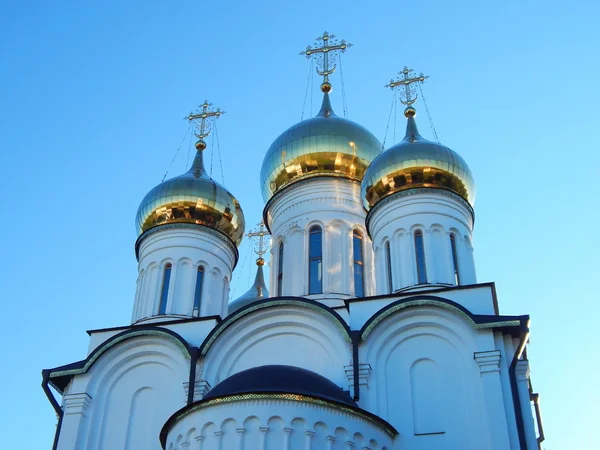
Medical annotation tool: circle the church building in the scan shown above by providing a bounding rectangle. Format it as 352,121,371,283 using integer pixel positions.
42,33,544,450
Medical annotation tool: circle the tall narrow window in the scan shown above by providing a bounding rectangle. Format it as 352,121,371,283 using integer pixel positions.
386,241,393,294
193,266,204,317
353,230,365,297
414,230,428,284
158,263,172,315
277,242,284,296
450,234,461,285
308,226,323,294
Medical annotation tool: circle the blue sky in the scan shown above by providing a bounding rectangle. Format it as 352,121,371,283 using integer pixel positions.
1,1,598,448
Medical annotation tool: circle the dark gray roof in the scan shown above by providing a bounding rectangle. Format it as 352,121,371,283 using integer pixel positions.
203,365,356,407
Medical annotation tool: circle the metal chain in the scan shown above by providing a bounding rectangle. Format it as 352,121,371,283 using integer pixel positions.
339,53,348,117
214,121,225,185
381,90,397,149
300,59,314,121
162,121,193,182
418,83,439,143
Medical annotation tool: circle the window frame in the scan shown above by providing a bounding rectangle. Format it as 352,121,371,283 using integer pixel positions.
308,225,323,295
192,265,204,317
414,230,428,284
353,229,365,297
158,263,172,315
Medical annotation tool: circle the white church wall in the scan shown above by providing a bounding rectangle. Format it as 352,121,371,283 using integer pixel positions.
164,398,394,450
202,305,352,388
347,285,498,332
360,306,510,450
133,227,237,323
266,178,375,301
58,336,190,450
367,190,476,293
87,319,218,354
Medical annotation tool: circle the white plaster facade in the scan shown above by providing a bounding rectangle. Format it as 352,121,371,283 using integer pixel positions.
44,92,543,450
266,177,376,303
132,226,237,323
367,189,476,294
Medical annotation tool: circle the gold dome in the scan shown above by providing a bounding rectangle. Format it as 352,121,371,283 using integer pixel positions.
361,111,475,211
136,148,245,246
260,93,382,202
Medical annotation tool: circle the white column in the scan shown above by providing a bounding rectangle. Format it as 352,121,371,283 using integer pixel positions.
474,351,511,450
259,426,269,450
304,430,315,450
283,427,293,450
515,360,538,450
325,435,335,450
56,393,92,450
236,428,245,450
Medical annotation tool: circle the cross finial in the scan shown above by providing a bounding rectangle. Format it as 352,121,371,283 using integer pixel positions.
186,100,224,151
385,67,429,107
300,31,352,93
246,221,270,265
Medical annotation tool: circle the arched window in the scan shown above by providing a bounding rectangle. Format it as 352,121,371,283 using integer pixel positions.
308,225,323,294
353,230,365,297
277,241,284,296
193,266,204,317
450,233,461,285
158,263,172,315
414,230,428,284
385,241,393,294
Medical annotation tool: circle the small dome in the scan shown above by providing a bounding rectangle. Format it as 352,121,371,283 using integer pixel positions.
203,365,356,406
136,149,245,246
362,110,475,211
260,93,382,202
228,258,269,314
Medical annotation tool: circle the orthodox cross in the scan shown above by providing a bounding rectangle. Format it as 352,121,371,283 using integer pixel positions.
246,222,270,262
300,31,352,92
385,67,429,106
186,100,224,148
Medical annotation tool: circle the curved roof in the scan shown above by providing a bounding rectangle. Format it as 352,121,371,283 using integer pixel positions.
260,93,382,202
203,365,356,407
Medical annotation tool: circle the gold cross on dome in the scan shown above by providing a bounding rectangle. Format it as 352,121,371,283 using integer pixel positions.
385,67,429,106
300,31,352,91
186,100,224,140
246,221,270,258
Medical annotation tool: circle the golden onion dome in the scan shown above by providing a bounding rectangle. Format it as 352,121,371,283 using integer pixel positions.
361,107,475,211
135,145,245,246
228,258,269,314
260,93,382,202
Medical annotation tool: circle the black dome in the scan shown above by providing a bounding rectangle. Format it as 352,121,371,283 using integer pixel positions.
203,365,356,407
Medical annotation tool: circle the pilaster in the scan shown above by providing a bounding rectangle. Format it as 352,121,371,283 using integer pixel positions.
56,393,92,450
474,350,511,450
515,360,539,450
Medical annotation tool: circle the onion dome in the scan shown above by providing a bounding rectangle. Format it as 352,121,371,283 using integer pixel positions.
228,257,269,314
361,106,475,212
203,365,357,406
260,93,383,202
135,141,245,246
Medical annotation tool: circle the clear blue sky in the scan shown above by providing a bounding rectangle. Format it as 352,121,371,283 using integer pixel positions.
1,1,597,448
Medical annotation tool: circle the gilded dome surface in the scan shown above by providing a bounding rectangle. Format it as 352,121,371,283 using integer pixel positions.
260,93,382,202
136,150,245,246
362,112,475,211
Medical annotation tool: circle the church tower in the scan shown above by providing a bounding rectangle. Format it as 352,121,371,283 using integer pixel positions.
43,36,544,450
362,68,476,293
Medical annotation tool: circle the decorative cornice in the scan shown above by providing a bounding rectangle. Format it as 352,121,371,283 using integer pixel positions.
200,297,352,356
360,295,525,341
263,176,362,233
160,392,398,447
135,222,239,267
365,187,475,237
474,350,502,374
46,327,192,393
